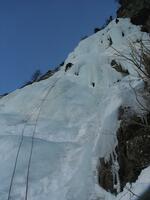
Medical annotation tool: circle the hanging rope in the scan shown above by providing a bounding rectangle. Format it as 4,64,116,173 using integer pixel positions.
7,77,60,200
25,78,60,200
7,106,43,200
7,124,26,200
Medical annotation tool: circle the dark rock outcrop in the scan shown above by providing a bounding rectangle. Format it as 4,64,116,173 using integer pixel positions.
111,60,129,75
117,0,150,33
98,109,150,193
117,112,150,190
65,63,73,72
98,158,114,193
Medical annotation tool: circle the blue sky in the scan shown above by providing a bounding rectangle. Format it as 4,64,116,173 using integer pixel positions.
0,0,118,94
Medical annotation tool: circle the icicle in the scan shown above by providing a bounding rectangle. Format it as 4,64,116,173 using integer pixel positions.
111,149,121,193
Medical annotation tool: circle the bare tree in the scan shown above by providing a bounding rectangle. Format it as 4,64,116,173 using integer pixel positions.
31,69,42,82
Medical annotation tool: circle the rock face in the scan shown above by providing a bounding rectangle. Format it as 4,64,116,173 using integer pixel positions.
117,111,150,190
98,158,114,193
97,0,150,195
117,0,150,32
98,110,150,193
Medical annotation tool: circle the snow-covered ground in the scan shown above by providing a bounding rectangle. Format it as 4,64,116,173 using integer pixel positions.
0,18,149,200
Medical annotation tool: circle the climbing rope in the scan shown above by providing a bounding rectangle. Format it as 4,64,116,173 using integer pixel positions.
7,78,60,200
24,78,60,200
7,104,42,200
7,124,26,200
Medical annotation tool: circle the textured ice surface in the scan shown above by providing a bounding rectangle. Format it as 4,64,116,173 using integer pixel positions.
0,18,149,200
